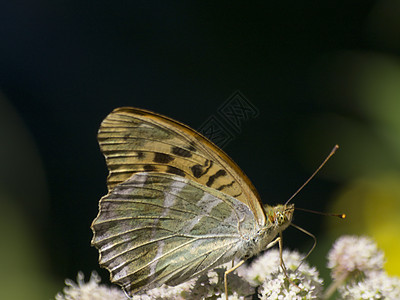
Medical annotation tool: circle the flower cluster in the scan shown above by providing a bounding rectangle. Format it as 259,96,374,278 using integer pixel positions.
56,235,400,299
55,268,252,300
327,235,385,279
189,267,253,299
327,235,400,299
340,271,400,299
131,279,195,300
55,271,126,300
242,249,323,300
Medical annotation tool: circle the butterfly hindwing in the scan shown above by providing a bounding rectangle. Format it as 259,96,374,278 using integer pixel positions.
91,172,256,295
98,107,266,225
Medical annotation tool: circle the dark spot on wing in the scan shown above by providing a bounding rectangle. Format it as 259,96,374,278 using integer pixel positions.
216,180,235,191
166,166,186,177
143,164,156,172
206,169,227,187
171,146,192,158
137,151,145,160
191,165,203,178
154,152,174,163
191,160,213,178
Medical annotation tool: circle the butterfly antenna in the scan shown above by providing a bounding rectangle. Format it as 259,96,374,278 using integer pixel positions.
295,207,346,219
285,145,339,205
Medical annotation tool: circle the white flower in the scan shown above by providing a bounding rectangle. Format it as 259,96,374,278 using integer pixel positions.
339,271,400,299
55,271,195,300
216,291,245,300
327,235,385,279
190,267,254,299
259,269,323,300
133,279,194,300
238,249,282,285
240,249,323,299
55,271,126,300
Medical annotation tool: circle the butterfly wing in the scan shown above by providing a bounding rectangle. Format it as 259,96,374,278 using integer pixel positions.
91,172,256,295
98,107,266,225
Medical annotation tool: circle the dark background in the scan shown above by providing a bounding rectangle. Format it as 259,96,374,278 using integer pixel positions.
2,1,400,299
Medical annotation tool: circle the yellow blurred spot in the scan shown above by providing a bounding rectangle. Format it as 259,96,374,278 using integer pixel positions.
327,174,400,276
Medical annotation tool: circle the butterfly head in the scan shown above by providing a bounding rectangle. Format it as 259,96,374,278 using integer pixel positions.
264,203,294,231
240,204,295,259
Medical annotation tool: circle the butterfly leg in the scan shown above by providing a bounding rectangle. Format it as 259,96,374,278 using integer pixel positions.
278,232,301,289
278,232,288,274
224,260,245,300
122,287,133,299
266,236,295,285
266,236,280,249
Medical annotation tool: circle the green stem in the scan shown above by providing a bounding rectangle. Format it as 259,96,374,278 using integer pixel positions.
323,272,348,300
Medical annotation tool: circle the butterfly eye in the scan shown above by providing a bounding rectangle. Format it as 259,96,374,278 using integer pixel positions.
277,212,286,224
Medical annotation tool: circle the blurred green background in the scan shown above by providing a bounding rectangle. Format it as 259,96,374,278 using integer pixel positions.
1,1,400,299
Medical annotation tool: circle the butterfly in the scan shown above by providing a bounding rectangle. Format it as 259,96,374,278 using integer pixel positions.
91,107,295,298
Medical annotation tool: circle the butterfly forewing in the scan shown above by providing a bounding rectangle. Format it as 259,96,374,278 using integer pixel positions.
91,172,256,295
98,107,266,225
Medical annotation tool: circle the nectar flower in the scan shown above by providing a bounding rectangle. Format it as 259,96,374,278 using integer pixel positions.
190,267,253,299
239,249,323,299
56,271,195,300
339,271,400,299
132,279,194,300
327,235,385,279
216,292,245,300
238,249,282,285
55,271,126,300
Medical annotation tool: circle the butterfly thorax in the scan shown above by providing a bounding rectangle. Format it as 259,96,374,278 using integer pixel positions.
238,204,294,260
